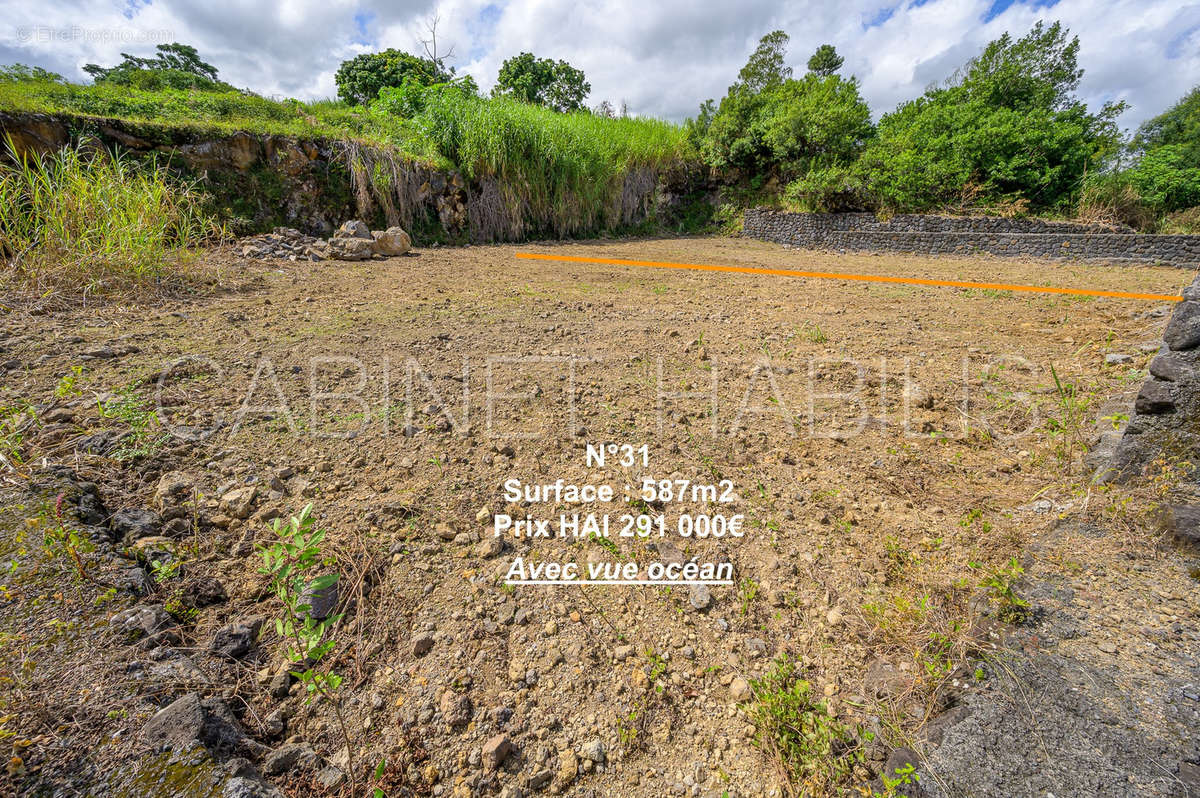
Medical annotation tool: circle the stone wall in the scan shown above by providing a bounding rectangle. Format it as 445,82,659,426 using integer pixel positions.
744,209,1200,267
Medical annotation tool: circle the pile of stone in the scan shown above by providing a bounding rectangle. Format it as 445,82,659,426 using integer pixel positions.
237,220,412,262
312,220,412,261
239,227,324,261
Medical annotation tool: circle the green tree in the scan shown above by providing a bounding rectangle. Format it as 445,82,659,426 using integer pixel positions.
84,42,227,90
1127,145,1200,212
855,21,1123,211
806,44,844,76
684,98,716,150
334,49,455,105
0,64,66,83
700,31,872,178
1121,86,1200,213
492,52,590,112
1136,85,1200,161
736,30,792,94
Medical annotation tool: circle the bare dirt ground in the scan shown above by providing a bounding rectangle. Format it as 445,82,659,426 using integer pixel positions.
0,236,1197,798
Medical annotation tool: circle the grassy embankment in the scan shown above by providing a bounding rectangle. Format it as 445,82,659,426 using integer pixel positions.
0,78,692,293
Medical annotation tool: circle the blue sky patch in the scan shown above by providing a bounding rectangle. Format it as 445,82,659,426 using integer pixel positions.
353,10,377,47
983,0,1060,24
865,4,897,28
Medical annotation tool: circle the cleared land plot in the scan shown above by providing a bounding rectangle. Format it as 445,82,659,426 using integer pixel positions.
0,237,1192,796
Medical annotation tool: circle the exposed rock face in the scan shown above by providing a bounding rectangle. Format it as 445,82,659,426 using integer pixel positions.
0,111,473,238
1101,275,1200,483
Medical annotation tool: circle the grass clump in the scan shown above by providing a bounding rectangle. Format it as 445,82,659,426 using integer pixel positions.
0,137,223,294
748,655,869,795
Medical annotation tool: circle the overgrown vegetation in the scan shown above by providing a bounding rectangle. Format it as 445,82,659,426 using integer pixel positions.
0,137,222,293
372,82,685,237
686,20,1199,229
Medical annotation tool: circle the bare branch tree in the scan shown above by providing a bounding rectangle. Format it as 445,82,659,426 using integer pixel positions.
419,14,455,66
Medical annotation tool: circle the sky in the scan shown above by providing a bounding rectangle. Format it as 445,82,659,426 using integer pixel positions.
3,0,1199,132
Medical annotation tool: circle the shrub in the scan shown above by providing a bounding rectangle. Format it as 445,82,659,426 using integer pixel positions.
1128,144,1200,212
1160,206,1200,235
0,138,223,293
1077,171,1157,230
784,164,868,212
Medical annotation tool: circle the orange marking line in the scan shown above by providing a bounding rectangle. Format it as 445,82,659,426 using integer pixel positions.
514,252,1183,302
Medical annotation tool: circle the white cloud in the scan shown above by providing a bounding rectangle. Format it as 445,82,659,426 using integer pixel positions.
2,0,1197,130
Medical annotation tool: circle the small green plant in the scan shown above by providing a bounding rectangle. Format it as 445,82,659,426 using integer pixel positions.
0,401,34,470
748,656,868,794
979,556,1030,624
1101,412,1129,430
877,761,920,796
149,558,181,584
645,651,668,693
257,504,357,792
163,595,198,623
55,365,84,399
617,708,640,747
738,577,759,616
1044,363,1091,470
97,383,165,461
805,323,828,343
41,493,96,583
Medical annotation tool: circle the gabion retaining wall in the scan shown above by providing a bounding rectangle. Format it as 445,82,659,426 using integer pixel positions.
744,209,1200,267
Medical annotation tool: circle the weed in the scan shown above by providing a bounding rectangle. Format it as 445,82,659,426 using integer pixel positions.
748,656,868,794
978,557,1030,624
97,383,165,461
0,401,35,470
1044,363,1091,470
55,365,84,399
0,136,223,293
738,577,759,616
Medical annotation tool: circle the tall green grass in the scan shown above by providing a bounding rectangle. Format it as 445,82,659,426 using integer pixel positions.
393,89,688,237
0,138,223,293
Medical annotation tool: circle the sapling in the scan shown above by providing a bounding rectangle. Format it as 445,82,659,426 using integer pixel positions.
257,503,357,792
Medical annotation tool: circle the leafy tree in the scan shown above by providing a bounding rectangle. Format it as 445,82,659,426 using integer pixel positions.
1127,144,1200,212
736,31,792,94
684,98,716,150
1119,86,1200,213
1136,85,1200,160
335,49,455,105
84,43,229,91
492,52,590,112
855,21,1123,211
0,64,66,83
806,45,844,76
699,31,872,178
